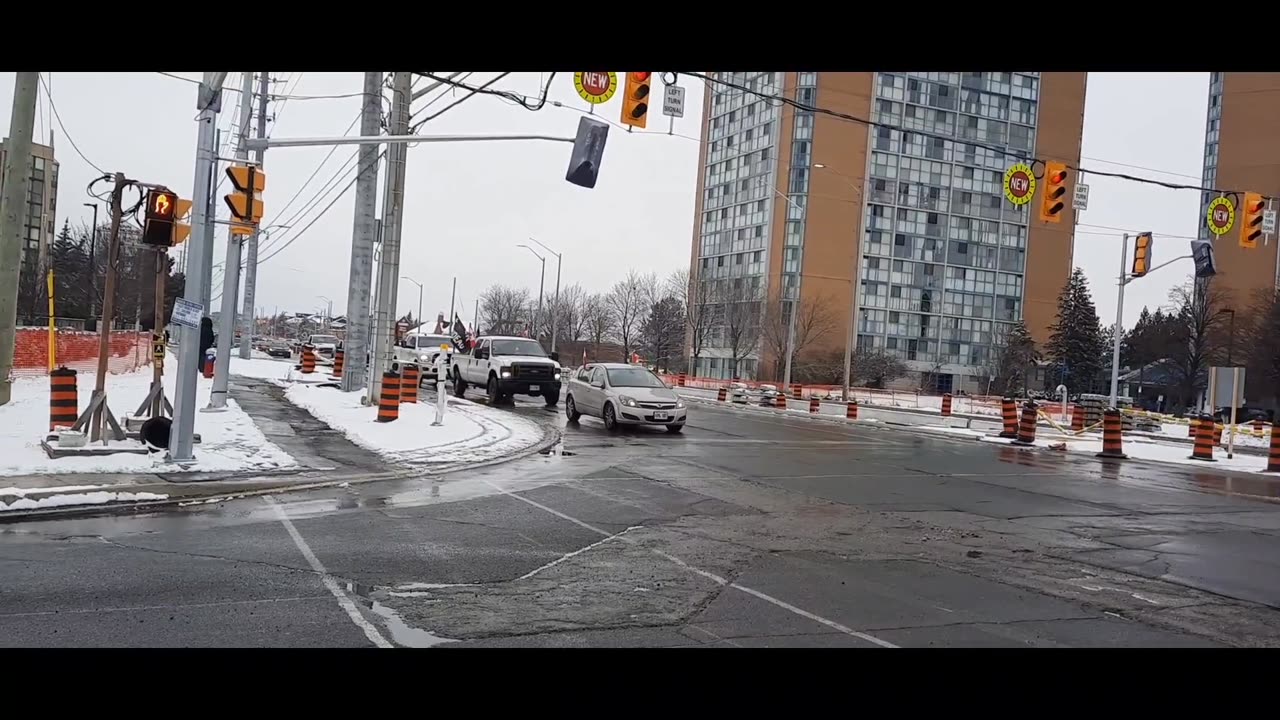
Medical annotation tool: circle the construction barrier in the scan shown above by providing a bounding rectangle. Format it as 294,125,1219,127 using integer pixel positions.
941,393,952,417
1268,425,1280,473
846,401,858,420
203,352,215,378
1096,408,1127,459
999,398,1017,438
333,349,344,379
1190,415,1216,461
808,397,820,414
716,387,727,402
792,384,803,400
1013,402,1038,445
300,346,316,374
775,394,787,410
377,371,401,423
10,327,153,377
401,364,419,403
1071,405,1084,433
49,366,78,431
677,374,686,387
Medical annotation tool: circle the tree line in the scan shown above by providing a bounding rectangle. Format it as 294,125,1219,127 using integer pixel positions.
16,221,186,331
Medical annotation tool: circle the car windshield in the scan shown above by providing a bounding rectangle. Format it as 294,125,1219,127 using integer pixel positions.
606,367,667,388
311,335,339,344
416,335,451,348
490,339,546,357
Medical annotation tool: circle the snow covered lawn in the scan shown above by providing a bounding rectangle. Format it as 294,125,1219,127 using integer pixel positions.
0,484,169,512
283,383,549,466
0,357,297,478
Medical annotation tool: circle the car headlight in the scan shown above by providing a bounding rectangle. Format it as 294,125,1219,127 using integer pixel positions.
675,399,685,409
417,354,431,362
500,370,512,379
554,371,562,380
620,395,638,407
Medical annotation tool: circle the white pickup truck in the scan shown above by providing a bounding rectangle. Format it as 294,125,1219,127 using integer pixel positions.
392,332,454,387
306,334,340,360
451,335,562,406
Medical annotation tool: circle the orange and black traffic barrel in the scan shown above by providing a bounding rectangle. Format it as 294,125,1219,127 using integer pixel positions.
1267,424,1280,473
846,401,858,420
808,397,820,414
1071,405,1085,432
1095,408,1127,459
998,398,1017,438
377,371,401,423
941,393,953,417
333,349,344,379
401,364,419,403
1190,415,1216,461
49,366,78,431
1013,401,1038,445
775,393,787,410
792,384,803,400
301,346,316,374
716,387,727,402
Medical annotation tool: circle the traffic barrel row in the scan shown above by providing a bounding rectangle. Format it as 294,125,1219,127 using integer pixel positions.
49,366,78,431
378,371,401,422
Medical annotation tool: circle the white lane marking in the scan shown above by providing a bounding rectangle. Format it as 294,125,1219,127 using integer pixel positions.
266,496,394,649
480,479,899,649
517,526,641,581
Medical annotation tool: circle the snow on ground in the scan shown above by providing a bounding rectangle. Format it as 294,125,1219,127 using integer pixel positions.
2,490,169,513
283,383,548,466
0,356,297,477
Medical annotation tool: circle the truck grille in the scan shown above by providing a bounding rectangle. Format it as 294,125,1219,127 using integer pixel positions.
511,363,555,381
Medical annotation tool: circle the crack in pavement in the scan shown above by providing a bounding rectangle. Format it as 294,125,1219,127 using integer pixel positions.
0,594,335,619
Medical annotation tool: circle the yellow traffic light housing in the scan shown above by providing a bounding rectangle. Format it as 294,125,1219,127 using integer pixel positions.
142,188,178,246
1039,161,1068,223
224,164,265,227
1131,231,1152,277
1241,191,1265,249
620,72,652,129
172,198,192,245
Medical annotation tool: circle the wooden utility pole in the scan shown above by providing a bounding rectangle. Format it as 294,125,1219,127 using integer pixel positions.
74,172,128,443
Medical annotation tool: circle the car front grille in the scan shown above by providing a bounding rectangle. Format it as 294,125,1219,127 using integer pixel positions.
637,401,677,410
511,363,555,381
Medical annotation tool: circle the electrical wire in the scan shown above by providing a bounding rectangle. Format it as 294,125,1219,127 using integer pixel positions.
261,110,364,228
410,73,511,130
39,73,106,175
412,72,556,112
156,71,204,87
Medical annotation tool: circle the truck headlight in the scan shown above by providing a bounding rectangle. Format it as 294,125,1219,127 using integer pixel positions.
554,371,562,380
620,395,638,407
417,354,431,362
500,370,512,379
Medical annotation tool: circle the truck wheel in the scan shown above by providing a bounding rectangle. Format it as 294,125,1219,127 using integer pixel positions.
487,376,500,404
452,368,467,397
543,387,559,408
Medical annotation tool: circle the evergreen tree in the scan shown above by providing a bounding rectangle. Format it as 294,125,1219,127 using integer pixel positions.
1046,268,1107,393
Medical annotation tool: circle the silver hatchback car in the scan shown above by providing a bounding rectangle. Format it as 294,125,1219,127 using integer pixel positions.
565,363,687,433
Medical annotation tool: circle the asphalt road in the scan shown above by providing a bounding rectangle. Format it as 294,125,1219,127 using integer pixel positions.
5,391,1280,647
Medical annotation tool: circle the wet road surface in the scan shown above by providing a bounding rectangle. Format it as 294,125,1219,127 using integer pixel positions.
4,389,1280,647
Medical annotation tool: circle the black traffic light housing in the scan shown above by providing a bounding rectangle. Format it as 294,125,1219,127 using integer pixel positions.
565,116,609,189
1191,240,1217,278
142,188,178,247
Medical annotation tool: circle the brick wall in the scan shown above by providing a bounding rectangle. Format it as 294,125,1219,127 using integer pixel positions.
9,327,151,378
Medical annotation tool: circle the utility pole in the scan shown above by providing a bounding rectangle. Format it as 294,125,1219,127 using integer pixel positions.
368,72,411,405
239,71,269,359
1108,234,1129,407
85,172,127,442
209,72,256,410
200,128,223,310
782,293,799,389
0,71,39,406
342,72,382,394
448,277,456,329
169,72,227,463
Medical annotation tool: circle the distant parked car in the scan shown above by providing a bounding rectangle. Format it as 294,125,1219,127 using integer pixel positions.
264,339,292,359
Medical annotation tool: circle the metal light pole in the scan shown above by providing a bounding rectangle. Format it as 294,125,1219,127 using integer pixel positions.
83,202,99,322
317,295,333,328
400,276,423,331
518,244,546,340
1108,234,1130,407
813,163,863,400
528,237,562,353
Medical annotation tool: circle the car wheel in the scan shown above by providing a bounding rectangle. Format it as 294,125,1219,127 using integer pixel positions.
452,369,467,397
603,403,618,432
666,424,684,434
566,395,581,422
487,376,500,404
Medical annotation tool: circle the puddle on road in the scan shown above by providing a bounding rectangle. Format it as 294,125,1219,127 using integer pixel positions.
539,441,576,457
344,581,458,647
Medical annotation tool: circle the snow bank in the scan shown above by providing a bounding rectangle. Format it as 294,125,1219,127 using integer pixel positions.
1,490,168,513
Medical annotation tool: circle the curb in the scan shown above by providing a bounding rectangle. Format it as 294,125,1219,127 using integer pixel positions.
0,412,564,524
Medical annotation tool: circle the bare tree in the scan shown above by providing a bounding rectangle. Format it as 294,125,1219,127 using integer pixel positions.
850,347,908,388
479,284,531,336
1167,277,1228,412
668,268,715,375
759,293,838,381
606,270,652,358
1240,288,1280,406
583,294,615,361
719,280,762,379
982,320,1039,397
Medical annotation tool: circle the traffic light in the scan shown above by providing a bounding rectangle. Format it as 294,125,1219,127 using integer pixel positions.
1131,231,1153,277
142,188,178,246
620,72,652,129
224,164,265,235
1241,192,1265,249
1039,161,1068,223
565,116,610,189
1191,240,1217,278
172,198,192,245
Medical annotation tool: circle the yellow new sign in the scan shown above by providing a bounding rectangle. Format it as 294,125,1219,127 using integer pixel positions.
1003,163,1036,206
574,72,617,105
1206,196,1235,236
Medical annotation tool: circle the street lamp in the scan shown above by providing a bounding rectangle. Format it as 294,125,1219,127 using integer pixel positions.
317,295,332,327
753,175,805,388
400,276,424,332
528,237,563,353
517,244,546,340
812,163,863,401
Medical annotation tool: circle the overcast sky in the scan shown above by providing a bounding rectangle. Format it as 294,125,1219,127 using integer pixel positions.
1,71,1208,329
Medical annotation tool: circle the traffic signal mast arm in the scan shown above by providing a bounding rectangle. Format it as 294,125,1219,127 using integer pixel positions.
1123,255,1191,286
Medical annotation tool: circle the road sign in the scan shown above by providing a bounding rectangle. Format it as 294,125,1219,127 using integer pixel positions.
172,297,203,330
662,84,686,118
1073,182,1089,212
574,72,617,105
1207,196,1235,236
1263,208,1277,235
1003,163,1036,206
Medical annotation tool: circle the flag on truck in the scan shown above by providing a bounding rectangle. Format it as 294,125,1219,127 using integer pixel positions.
451,316,469,351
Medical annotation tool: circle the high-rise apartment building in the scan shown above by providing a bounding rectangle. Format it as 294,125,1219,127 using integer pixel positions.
1197,72,1280,306
0,138,59,273
688,72,1086,392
